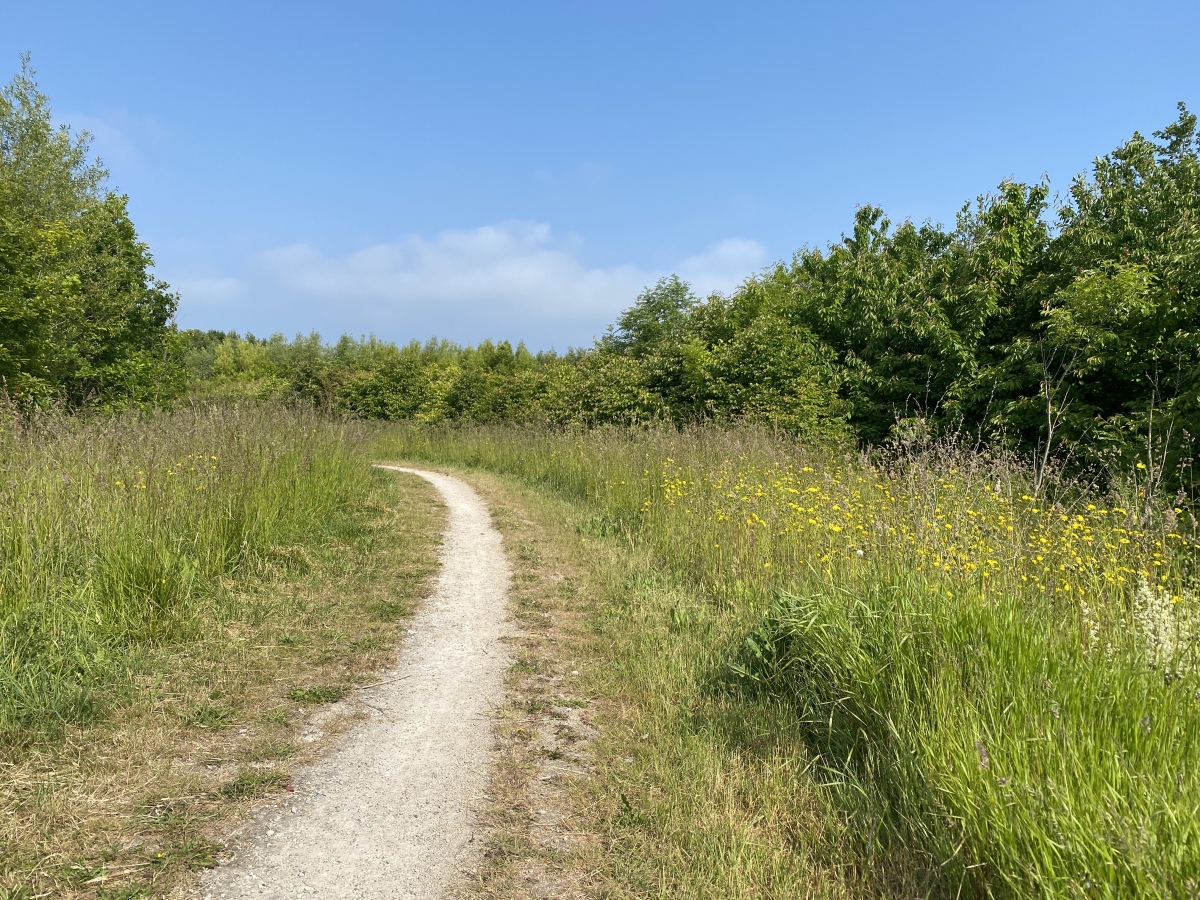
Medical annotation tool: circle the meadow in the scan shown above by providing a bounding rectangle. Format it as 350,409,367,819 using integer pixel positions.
0,402,373,747
0,404,449,896
4,403,1197,897
377,423,1200,898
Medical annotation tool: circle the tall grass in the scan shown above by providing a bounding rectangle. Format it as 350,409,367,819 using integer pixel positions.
377,424,1200,897
0,403,371,746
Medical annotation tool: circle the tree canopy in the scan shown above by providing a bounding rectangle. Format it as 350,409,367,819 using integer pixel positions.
184,104,1200,492
0,57,183,406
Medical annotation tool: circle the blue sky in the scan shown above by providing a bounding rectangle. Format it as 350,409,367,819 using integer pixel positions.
5,1,1199,350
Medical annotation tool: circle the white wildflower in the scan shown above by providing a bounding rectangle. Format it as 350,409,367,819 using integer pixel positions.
1133,577,1199,677
1080,600,1101,651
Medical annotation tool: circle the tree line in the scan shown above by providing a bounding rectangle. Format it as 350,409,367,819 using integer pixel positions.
186,104,1200,486
4,59,1199,485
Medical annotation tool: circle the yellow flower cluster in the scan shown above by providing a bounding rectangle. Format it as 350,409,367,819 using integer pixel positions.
646,458,1198,615
114,454,220,492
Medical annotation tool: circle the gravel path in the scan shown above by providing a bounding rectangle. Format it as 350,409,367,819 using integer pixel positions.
198,467,511,899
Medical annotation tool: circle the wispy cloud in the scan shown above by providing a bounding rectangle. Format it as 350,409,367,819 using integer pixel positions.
677,238,769,292
261,221,645,320
175,221,769,349
172,276,246,306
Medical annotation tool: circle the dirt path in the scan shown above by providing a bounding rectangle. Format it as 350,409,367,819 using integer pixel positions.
198,467,511,899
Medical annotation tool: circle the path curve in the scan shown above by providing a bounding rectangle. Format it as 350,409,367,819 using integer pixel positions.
198,467,511,899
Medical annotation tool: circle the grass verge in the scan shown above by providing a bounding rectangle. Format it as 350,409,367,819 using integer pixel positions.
436,468,859,900
0,408,444,898
378,423,1200,899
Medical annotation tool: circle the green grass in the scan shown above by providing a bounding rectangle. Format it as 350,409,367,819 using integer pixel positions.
241,739,297,762
0,402,372,748
286,684,348,703
377,423,1200,898
216,769,288,800
0,422,445,899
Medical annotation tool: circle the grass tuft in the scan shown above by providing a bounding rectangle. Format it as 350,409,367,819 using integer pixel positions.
217,769,288,801
286,684,347,704
241,739,298,762
179,705,235,729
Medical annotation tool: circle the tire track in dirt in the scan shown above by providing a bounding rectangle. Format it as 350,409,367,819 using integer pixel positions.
197,467,510,899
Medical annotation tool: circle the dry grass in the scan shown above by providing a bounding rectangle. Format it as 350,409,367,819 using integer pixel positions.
448,471,603,899
0,465,444,899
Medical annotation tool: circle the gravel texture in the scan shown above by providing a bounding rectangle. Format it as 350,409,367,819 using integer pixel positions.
197,467,511,899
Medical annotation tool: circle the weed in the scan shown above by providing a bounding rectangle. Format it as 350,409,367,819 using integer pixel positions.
511,654,541,675
149,839,221,870
286,684,347,703
180,704,235,729
554,696,588,708
348,635,386,653
97,884,151,899
368,599,410,622
241,739,297,762
217,769,288,801
259,706,292,725
141,800,189,827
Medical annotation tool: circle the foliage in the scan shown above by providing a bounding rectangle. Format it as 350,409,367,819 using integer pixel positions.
178,104,1200,491
0,58,183,406
602,274,697,359
763,106,1200,488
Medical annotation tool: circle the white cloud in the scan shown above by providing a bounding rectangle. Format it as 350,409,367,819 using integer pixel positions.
173,221,770,348
259,221,766,325
262,221,641,321
677,238,770,295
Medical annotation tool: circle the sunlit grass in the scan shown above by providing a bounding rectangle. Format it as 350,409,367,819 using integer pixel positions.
0,402,372,747
377,423,1200,898
1,407,445,897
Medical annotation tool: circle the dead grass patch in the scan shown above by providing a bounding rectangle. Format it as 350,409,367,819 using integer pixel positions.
446,471,604,900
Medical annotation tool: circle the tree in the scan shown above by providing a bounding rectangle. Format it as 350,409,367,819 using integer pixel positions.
603,275,697,359
0,56,183,406
1025,105,1200,492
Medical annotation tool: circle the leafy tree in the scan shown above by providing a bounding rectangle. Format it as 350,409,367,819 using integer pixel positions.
705,310,847,437
1036,105,1200,488
603,275,697,359
338,352,430,420
0,56,183,405
0,55,104,221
